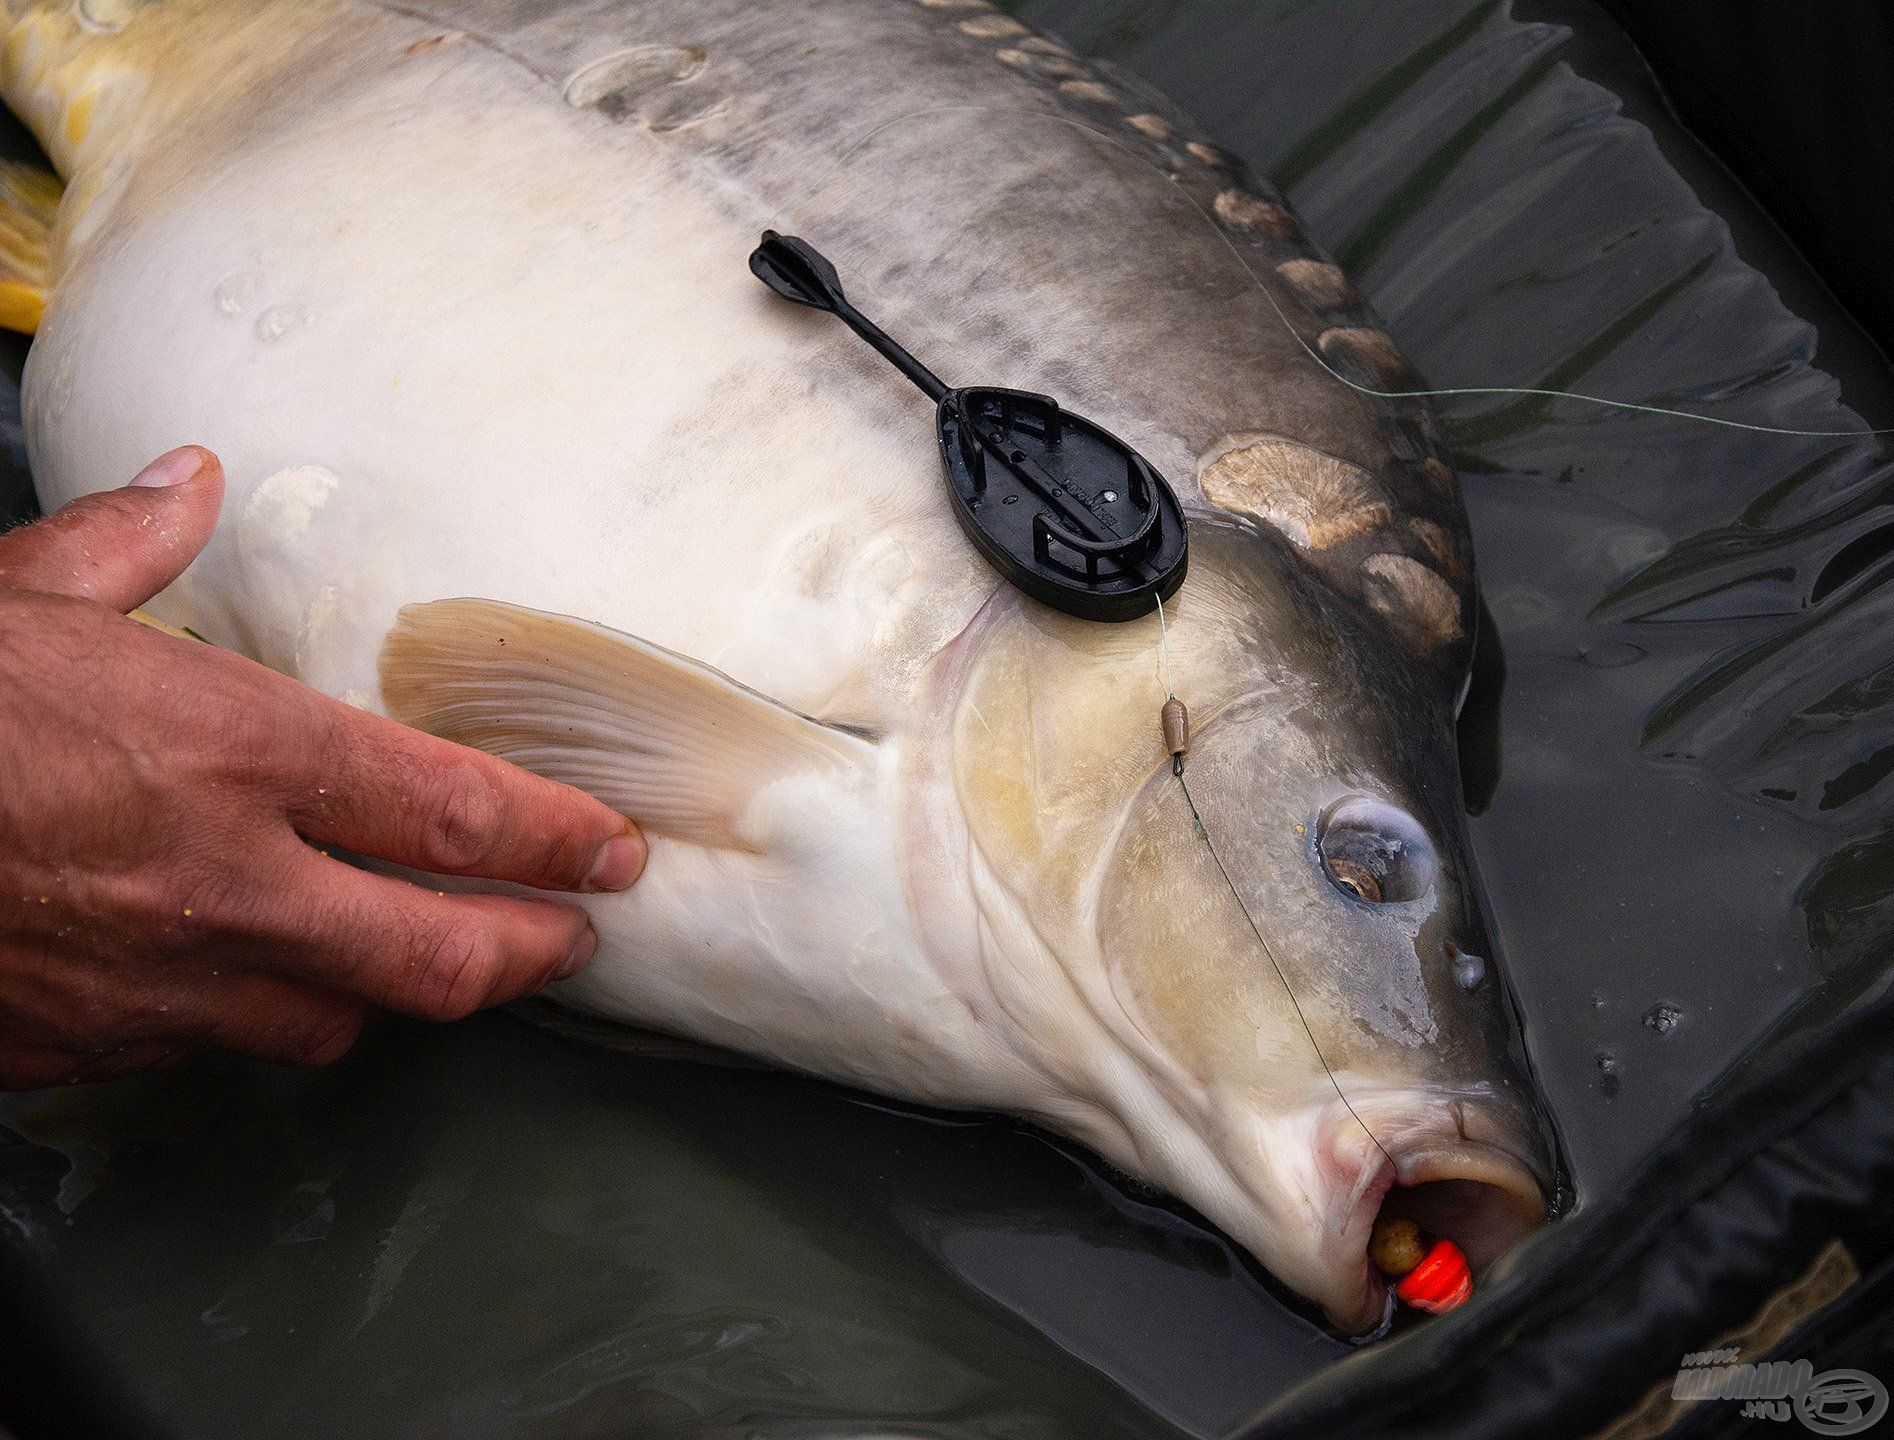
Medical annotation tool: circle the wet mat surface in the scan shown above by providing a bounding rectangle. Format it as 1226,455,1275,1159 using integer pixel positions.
3,2,1892,1436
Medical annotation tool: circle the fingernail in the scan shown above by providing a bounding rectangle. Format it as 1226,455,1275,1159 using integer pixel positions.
584,830,647,892
129,446,208,488
559,923,599,980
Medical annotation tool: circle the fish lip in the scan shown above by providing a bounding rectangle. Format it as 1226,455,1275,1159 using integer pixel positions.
1328,1130,1547,1335
1334,1148,1400,1334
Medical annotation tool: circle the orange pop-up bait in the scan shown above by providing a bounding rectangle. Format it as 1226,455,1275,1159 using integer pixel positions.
1369,1216,1473,1314
1395,1239,1471,1313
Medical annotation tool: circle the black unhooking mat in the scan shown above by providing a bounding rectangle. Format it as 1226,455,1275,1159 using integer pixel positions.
2,2,1891,1438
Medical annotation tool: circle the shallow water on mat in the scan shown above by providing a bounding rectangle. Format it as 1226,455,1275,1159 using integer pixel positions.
3,2,1892,1436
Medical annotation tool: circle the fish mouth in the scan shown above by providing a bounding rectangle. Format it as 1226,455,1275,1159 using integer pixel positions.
1325,1107,1549,1334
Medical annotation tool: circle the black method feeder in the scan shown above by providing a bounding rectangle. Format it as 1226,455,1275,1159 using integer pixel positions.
749,231,1189,623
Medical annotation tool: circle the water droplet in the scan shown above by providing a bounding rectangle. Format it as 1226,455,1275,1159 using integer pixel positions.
1452,952,1487,991
1102,490,1118,502
1643,1002,1682,1035
254,305,308,342
1596,1051,1620,1097
215,269,261,317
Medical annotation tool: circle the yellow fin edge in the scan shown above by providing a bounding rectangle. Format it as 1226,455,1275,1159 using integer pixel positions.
0,156,60,335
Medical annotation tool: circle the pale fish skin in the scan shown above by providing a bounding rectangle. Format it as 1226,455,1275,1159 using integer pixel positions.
0,0,1555,1330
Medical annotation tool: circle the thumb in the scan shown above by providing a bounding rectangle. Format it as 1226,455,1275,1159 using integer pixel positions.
0,446,225,611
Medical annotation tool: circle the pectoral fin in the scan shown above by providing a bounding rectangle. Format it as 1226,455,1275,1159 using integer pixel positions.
379,598,875,849
0,158,60,334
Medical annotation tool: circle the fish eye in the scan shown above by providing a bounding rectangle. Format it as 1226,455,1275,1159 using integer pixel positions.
1316,797,1438,904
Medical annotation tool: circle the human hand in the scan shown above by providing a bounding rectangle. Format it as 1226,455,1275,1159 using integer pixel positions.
0,447,646,1088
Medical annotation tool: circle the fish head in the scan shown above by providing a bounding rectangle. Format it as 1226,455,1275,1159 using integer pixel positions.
1097,662,1553,1330
949,521,1555,1332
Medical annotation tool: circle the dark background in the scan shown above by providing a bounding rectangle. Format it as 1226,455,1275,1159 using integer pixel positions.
2,2,1892,1438
1599,0,1894,363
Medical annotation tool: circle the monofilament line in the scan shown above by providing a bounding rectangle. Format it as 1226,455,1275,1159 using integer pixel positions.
1154,598,1395,1171
791,105,1894,440
1155,593,1178,700
1173,769,1397,1172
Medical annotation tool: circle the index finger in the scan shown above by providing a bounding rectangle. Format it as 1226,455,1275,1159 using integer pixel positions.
280,688,647,893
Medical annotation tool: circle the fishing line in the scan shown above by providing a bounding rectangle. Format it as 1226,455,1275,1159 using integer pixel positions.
1154,588,1178,700
774,89,1829,1183
1154,598,1397,1172
783,104,1894,441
